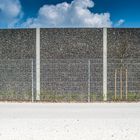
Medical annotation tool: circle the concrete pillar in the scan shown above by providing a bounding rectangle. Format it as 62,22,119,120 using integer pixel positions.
32,59,34,102
36,28,40,101
103,28,107,101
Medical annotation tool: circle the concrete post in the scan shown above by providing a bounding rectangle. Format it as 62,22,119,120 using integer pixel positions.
31,59,34,102
103,28,107,101
36,28,40,101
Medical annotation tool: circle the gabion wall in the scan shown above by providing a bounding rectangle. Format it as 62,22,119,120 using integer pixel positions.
0,29,36,59
40,29,103,101
0,59,33,101
0,28,140,101
40,28,103,59
0,29,36,101
108,29,140,101
40,59,103,102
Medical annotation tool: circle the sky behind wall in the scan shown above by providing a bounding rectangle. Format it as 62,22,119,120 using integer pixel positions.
0,0,140,28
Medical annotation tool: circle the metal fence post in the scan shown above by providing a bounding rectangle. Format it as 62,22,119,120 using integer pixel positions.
103,28,107,101
125,69,128,100
115,69,117,100
36,28,40,101
120,67,123,100
32,59,34,102
88,59,91,102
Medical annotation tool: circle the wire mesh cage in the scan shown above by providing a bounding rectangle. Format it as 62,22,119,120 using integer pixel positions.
0,59,33,101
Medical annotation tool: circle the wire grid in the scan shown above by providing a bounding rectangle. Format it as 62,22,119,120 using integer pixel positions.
0,59,33,101
108,59,140,101
0,58,140,102
40,59,103,102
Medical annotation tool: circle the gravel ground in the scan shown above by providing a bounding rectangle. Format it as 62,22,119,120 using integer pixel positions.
0,103,140,140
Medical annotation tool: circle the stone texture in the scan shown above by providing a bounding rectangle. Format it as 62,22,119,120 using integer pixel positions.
108,28,140,59
0,29,36,101
107,29,140,100
40,28,103,59
40,29,103,101
0,29,36,59
0,28,140,101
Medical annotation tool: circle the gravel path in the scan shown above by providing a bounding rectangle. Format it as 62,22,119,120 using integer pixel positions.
0,103,140,140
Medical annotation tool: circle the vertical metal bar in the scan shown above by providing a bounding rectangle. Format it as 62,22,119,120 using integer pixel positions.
115,69,117,100
36,28,40,101
103,28,107,101
126,69,128,100
88,59,91,102
32,59,34,102
120,68,123,100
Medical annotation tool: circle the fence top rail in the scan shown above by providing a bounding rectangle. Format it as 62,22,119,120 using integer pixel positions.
0,58,140,64
0,58,140,60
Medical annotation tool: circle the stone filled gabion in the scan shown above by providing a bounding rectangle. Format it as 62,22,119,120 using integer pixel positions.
107,29,140,99
40,29,103,101
40,28,103,59
0,29,36,101
108,28,140,59
0,28,140,101
0,29,36,59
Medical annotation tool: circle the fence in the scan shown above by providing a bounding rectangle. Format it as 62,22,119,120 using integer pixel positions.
108,59,140,101
41,59,102,102
0,58,140,102
0,59,33,101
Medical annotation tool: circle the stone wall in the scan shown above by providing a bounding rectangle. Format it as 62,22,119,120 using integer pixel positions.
0,29,36,101
0,29,36,59
40,29,103,101
107,28,140,100
0,28,140,101
40,28,103,59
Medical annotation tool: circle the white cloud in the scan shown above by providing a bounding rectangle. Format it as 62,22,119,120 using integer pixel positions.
115,19,125,27
23,0,112,28
0,0,22,28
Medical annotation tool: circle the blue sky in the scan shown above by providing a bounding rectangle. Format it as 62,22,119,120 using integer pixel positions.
0,0,140,28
